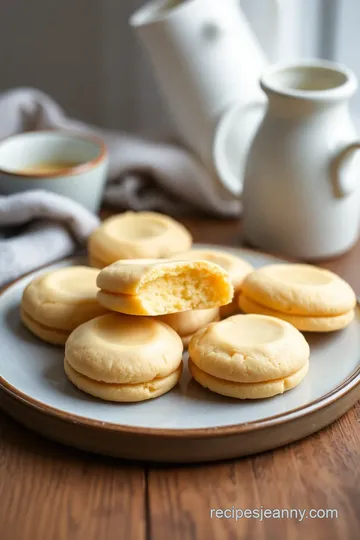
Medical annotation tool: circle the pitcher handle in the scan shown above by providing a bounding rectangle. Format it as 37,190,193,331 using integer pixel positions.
213,100,265,197
332,142,360,197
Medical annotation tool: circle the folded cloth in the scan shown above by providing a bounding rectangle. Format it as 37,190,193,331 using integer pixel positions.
0,88,241,217
0,190,99,287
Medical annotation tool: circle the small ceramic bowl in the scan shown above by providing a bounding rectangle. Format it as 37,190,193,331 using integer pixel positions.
0,131,108,213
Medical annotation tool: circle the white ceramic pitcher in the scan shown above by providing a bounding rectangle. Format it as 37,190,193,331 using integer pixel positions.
130,0,281,174
242,60,360,259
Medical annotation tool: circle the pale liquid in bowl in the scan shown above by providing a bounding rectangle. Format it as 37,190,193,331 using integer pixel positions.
19,161,82,175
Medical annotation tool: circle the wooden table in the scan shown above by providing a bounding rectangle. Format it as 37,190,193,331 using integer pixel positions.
0,218,359,540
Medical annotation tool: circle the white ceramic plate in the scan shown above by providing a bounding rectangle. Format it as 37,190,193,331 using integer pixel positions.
0,245,359,462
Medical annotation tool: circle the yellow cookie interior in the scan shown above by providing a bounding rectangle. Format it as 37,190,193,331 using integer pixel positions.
173,249,253,291
97,259,233,315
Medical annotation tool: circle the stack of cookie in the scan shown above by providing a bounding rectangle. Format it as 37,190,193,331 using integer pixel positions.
21,266,108,345
89,214,253,326
19,210,357,404
189,314,310,399
64,258,233,402
95,258,233,341
189,315,310,399
64,313,184,403
239,264,356,332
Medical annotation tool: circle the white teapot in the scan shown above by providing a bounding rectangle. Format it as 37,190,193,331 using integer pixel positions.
242,61,360,259
130,0,282,193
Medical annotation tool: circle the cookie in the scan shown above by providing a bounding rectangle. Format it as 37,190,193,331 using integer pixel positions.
64,313,183,402
88,211,192,267
189,314,309,383
173,249,253,318
219,300,241,320
242,264,356,316
21,307,70,346
96,259,233,316
157,307,219,336
158,307,219,346
189,359,309,399
21,266,108,345
173,249,253,290
88,254,108,269
65,360,183,403
238,294,355,332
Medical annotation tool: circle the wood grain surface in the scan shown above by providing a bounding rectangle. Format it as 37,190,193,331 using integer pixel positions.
0,218,359,540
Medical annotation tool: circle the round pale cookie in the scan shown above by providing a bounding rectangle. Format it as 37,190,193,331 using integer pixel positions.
242,264,356,316
219,295,240,319
161,309,220,347
189,359,309,399
88,211,192,266
157,307,219,337
65,313,183,384
21,266,108,335
96,259,233,316
88,253,108,269
21,307,70,346
172,249,253,320
188,314,309,383
65,360,183,402
238,294,355,332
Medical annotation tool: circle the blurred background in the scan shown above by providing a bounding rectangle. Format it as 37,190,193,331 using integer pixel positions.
1,0,359,134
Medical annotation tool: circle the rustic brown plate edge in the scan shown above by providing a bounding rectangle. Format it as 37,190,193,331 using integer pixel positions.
0,366,359,440
0,250,359,440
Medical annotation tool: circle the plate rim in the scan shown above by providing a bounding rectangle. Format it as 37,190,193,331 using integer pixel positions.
1,249,359,439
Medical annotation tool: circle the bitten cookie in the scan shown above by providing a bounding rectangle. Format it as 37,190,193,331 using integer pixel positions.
188,314,309,399
21,266,108,345
172,249,253,318
96,259,233,316
64,313,183,402
88,211,192,267
240,264,356,332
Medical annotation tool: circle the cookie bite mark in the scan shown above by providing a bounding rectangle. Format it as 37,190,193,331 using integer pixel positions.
96,259,234,316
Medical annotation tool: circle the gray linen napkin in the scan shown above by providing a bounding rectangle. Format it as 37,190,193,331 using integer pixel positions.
0,190,99,287
0,87,241,287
